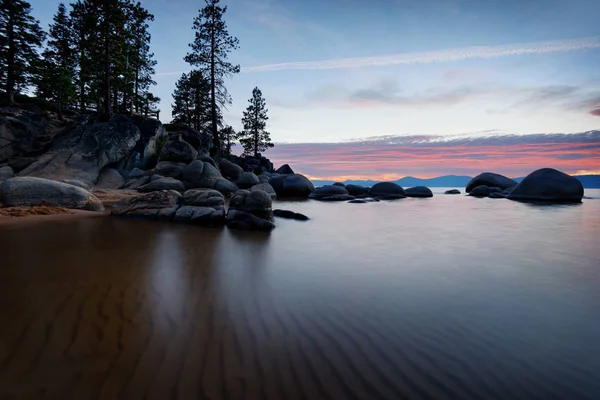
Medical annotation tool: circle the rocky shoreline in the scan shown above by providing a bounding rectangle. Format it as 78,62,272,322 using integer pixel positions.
0,108,588,231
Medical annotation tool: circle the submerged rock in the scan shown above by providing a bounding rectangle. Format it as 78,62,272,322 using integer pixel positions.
348,199,368,204
269,173,314,198
507,168,584,203
0,177,104,211
444,189,461,195
405,186,433,198
466,172,517,192
369,182,405,198
273,209,309,220
227,190,274,231
469,185,491,197
174,205,225,226
346,184,369,196
309,184,348,200
489,192,506,199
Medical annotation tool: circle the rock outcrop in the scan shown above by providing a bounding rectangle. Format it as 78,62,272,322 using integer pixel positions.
227,190,275,231
112,190,181,220
507,168,584,203
138,177,185,193
0,177,104,211
275,164,294,174
96,167,125,189
466,172,517,192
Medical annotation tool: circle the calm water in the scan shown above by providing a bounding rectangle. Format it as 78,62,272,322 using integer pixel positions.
1,189,599,399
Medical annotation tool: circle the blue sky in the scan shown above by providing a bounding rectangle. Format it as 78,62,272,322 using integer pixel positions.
28,0,600,178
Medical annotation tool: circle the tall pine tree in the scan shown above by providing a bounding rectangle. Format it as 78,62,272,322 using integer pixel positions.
0,0,45,103
219,125,236,156
184,0,239,156
239,87,273,157
171,70,216,132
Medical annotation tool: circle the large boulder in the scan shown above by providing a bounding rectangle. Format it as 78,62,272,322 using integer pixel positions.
0,177,104,211
182,189,224,208
273,209,309,221
170,127,212,155
214,178,238,197
0,166,14,181
7,157,36,172
112,189,181,220
466,172,517,192
60,179,89,190
269,173,314,198
250,183,276,198
127,167,150,180
173,206,225,226
196,155,217,169
469,185,491,197
405,186,433,198
154,161,187,179
182,161,222,189
507,168,584,203
309,184,349,200
489,192,506,199
369,182,405,199
120,175,150,190
96,167,125,189
117,115,167,172
219,158,244,181
0,107,52,161
159,139,198,164
227,189,274,231
445,189,461,195
346,184,368,196
237,172,260,189
138,177,185,193
275,164,294,174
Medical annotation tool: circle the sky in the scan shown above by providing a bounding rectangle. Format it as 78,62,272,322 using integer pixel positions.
29,0,600,179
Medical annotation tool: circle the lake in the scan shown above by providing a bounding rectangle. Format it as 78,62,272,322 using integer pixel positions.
1,189,599,399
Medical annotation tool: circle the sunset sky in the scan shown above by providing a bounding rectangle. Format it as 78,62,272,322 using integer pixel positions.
30,0,600,179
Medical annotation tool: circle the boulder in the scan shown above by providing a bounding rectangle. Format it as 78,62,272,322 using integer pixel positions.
0,177,104,211
219,158,244,181
0,107,52,162
321,194,355,201
7,157,36,172
237,172,260,189
182,189,224,207
309,184,349,200
503,187,514,195
269,174,314,198
214,178,238,197
159,139,198,164
227,189,274,230
174,206,225,226
250,183,277,198
150,174,165,181
348,199,367,204
488,187,503,194
466,172,517,192
273,209,309,220
275,164,294,174
60,179,89,190
346,184,369,196
112,190,181,220
259,175,270,184
198,162,222,188
120,175,151,190
96,167,125,189
489,192,506,199
333,182,346,188
196,155,217,169
153,161,186,179
0,166,15,181
138,177,185,193
128,167,149,179
226,210,275,231
507,168,584,203
444,189,461,195
469,185,491,197
369,182,406,198
170,127,212,155
181,161,223,189
117,115,168,172
405,186,433,198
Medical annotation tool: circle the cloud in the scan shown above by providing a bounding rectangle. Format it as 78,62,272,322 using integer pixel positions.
591,107,600,116
264,131,600,179
243,36,600,72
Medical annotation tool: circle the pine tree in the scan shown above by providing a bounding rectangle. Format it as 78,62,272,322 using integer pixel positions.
184,0,239,155
127,1,156,114
0,0,45,103
219,125,236,156
239,87,273,157
35,3,76,117
171,71,215,131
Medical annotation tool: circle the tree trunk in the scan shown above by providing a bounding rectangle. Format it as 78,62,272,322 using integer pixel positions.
209,15,219,157
6,0,15,103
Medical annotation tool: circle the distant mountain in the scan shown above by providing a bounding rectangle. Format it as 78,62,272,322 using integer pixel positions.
312,175,600,188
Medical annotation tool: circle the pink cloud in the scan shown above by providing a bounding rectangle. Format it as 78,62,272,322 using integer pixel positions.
590,106,600,116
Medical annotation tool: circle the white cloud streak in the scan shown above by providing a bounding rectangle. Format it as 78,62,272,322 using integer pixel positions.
243,36,600,72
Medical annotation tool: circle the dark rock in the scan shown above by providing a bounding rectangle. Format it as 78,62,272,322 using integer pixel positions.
488,187,503,194
346,184,368,196
138,177,185,193
489,192,506,199
117,115,167,173
159,139,198,164
219,158,244,181
7,157,36,172
333,182,346,188
237,172,260,189
150,174,165,182
275,164,294,174
120,175,151,190
60,179,89,190
0,166,15,181
273,209,309,220
181,161,223,189
170,127,212,154
253,166,267,175
227,190,274,231
214,178,238,197
0,177,104,211
198,162,222,188
0,107,52,161
369,182,406,198
250,183,276,198
182,189,224,207
321,194,355,201
348,199,367,203
469,185,491,197
507,168,584,203
405,186,433,198
503,187,514,195
269,173,314,198
445,189,461,195
196,155,217,169
153,161,186,179
466,172,517,192
259,174,270,184
308,184,348,200
226,210,275,231
96,167,125,189
112,189,181,220
128,167,149,179
174,206,225,226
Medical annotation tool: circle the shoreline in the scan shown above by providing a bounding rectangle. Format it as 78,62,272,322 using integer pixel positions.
0,208,107,228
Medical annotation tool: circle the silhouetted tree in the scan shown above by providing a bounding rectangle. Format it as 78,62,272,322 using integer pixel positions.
219,125,237,156
239,87,273,157
184,0,239,155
